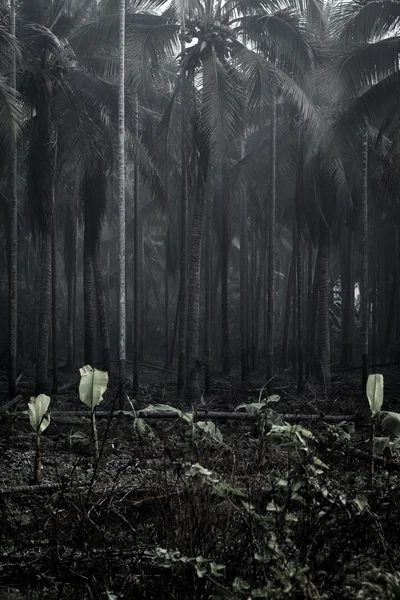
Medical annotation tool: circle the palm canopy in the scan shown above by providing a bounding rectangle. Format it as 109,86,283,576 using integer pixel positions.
328,0,400,148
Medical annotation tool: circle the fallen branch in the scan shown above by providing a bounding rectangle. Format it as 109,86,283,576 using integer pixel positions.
336,447,400,472
0,394,23,414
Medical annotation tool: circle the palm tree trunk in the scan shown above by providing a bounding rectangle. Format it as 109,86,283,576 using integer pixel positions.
340,227,354,367
8,0,17,399
220,161,231,374
133,94,140,395
281,251,293,368
266,97,277,394
249,214,257,371
295,216,304,393
92,247,110,372
255,231,267,368
84,228,95,366
361,129,369,392
35,228,52,394
177,80,189,397
118,0,126,408
164,228,170,370
66,205,77,371
204,177,213,394
317,223,331,391
240,141,248,383
305,237,313,377
186,146,210,402
51,210,58,392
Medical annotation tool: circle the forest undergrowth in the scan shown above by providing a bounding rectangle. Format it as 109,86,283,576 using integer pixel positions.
1,368,400,599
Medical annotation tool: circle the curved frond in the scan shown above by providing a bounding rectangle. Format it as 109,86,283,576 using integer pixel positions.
332,0,400,42
201,48,245,152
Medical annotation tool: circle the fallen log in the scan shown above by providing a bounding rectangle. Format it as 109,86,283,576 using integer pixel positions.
12,409,363,424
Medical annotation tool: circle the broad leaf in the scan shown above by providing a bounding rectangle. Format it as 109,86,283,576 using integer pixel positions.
134,417,153,438
195,421,223,443
28,395,51,435
373,436,390,454
381,411,400,437
79,365,108,410
366,374,384,416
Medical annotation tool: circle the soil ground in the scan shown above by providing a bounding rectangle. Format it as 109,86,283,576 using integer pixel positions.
0,364,400,599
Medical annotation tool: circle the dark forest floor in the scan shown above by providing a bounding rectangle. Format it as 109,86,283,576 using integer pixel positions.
1,365,400,599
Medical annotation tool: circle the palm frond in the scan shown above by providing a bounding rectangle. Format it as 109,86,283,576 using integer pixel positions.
331,0,400,42
326,37,400,100
201,48,245,153
0,79,22,153
237,10,315,78
22,23,69,66
233,46,320,133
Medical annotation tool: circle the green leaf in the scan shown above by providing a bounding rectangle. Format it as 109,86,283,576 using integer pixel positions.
134,417,153,438
233,577,251,591
366,374,384,417
267,394,281,403
79,365,108,410
373,436,390,454
313,457,329,470
195,421,223,443
381,412,400,437
354,495,369,514
210,562,226,577
28,395,51,435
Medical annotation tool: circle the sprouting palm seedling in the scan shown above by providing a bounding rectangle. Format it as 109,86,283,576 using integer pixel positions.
28,394,51,484
79,365,109,463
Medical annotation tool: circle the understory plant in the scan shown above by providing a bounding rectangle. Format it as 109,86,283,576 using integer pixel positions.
79,365,109,462
28,394,51,484
366,374,400,485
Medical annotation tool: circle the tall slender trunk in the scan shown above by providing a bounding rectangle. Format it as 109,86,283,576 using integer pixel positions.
305,237,313,378
361,129,369,391
139,226,145,362
35,228,52,394
220,160,230,374
132,94,140,395
255,232,267,367
295,217,304,393
281,252,293,368
93,247,110,371
170,284,180,365
66,203,78,370
83,227,95,366
186,146,210,402
240,140,248,383
266,98,277,394
164,228,170,370
35,99,57,395
177,79,189,397
51,209,58,392
118,0,126,407
295,129,304,393
249,213,257,370
340,227,354,367
8,0,17,399
204,180,213,394
317,224,331,391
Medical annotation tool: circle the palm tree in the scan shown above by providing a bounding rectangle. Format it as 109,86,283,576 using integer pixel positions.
8,0,18,399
